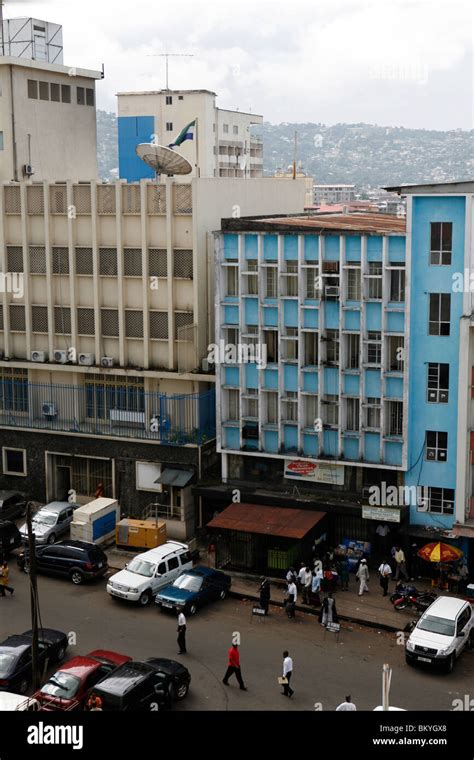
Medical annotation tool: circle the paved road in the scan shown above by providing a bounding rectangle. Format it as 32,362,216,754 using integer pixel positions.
1,564,473,711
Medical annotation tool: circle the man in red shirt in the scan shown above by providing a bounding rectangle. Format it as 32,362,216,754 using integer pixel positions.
222,644,247,690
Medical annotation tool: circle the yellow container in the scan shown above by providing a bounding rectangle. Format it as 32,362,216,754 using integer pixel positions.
116,518,167,549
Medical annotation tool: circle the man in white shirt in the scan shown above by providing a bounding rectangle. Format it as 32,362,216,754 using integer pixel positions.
297,563,306,587
281,651,294,697
378,560,392,597
302,566,312,604
177,607,187,654
287,580,297,604
336,695,357,711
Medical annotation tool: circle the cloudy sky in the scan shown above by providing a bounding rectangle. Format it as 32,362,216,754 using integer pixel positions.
5,0,473,129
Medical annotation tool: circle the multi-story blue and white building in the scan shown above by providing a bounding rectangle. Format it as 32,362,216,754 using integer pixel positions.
212,181,474,569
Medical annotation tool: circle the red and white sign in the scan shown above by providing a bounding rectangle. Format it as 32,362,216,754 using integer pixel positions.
284,459,344,485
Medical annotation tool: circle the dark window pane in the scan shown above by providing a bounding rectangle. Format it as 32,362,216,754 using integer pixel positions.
61,84,71,103
442,223,452,251
426,431,436,447
50,83,60,102
39,81,49,100
440,294,451,321
439,364,449,387
77,87,85,105
430,222,441,251
27,79,38,99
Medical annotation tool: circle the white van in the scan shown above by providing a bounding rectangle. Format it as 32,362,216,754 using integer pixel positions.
0,693,40,711
405,596,473,672
107,541,192,606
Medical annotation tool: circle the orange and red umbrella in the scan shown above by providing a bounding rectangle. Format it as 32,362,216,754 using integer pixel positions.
418,542,463,563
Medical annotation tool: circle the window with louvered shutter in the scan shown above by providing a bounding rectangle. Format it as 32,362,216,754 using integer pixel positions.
125,310,143,338
149,311,168,339
31,305,48,333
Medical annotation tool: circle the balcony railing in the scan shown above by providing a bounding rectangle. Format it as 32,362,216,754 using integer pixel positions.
0,381,215,445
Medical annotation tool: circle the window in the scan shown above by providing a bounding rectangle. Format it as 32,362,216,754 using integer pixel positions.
0,368,28,413
388,336,404,372
223,124,229,133
426,486,454,514
326,330,339,364
85,374,144,419
306,267,319,299
86,88,95,106
266,392,278,423
167,557,179,571
227,389,239,421
28,79,38,99
346,334,360,369
233,125,238,135
325,395,339,425
157,562,166,575
305,395,318,427
179,95,183,100
226,267,238,296
247,274,258,295
61,84,71,103
264,330,278,363
304,332,318,365
390,269,405,302
426,431,448,462
346,398,360,431
427,363,449,403
2,447,27,476
430,222,452,265
166,122,173,131
50,83,60,102
347,268,361,300
429,293,451,336
386,401,403,436
265,267,277,298
76,87,85,105
39,81,49,100
367,262,382,299
366,331,381,364
166,95,172,105
365,398,381,429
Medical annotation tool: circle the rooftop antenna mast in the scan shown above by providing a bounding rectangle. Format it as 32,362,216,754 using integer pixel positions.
147,52,194,90
292,130,298,179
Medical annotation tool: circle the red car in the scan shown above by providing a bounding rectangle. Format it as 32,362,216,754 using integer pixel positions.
34,650,131,711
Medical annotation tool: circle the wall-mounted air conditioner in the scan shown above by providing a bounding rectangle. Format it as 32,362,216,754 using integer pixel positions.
54,350,68,364
100,356,113,368
31,350,46,363
78,353,94,366
325,285,340,298
42,402,57,417
23,164,35,177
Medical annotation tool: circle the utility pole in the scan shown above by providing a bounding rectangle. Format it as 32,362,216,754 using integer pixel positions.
147,52,194,90
26,502,40,690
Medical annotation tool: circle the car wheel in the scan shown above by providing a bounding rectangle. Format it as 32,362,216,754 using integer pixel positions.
405,654,414,666
139,590,152,607
70,570,84,585
18,678,28,695
173,681,189,701
219,588,227,600
446,653,455,673
47,533,56,545
56,645,66,662
189,603,197,616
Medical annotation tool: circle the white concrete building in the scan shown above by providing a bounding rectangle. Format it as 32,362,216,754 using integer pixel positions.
314,185,356,205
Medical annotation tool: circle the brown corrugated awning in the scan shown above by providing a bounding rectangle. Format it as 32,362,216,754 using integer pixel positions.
207,503,326,539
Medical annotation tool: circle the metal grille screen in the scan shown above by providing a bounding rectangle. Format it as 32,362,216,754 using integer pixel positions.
50,185,67,214
31,305,48,333
4,186,21,214
101,309,119,337
7,247,23,273
147,185,166,214
175,311,194,339
54,306,71,334
27,185,44,215
173,184,192,214
149,249,167,277
73,185,92,214
9,304,26,331
125,310,144,338
122,185,141,214
97,185,116,214
99,248,118,276
29,246,47,274
76,248,94,275
124,248,143,276
52,247,70,275
173,249,193,279
77,308,95,335
149,311,168,339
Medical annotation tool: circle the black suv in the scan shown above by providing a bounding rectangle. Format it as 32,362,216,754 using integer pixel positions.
89,658,191,710
17,539,108,585
0,491,27,521
0,520,22,558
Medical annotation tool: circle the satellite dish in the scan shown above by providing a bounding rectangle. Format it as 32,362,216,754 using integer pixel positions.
136,143,192,176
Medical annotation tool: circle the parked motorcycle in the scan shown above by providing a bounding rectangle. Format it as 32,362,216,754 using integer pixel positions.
392,589,437,612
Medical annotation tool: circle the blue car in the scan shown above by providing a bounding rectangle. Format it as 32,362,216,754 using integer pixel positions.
155,566,232,615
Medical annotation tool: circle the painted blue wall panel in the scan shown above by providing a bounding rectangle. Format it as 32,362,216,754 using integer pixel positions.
263,430,279,453
365,370,381,398
322,430,338,456
385,376,404,399
303,372,318,392
343,437,359,460
224,234,239,260
343,374,360,395
304,235,319,261
324,235,340,260
344,311,361,330
283,426,298,449
284,364,298,392
325,301,340,329
303,434,318,456
366,302,382,331
224,305,239,324
263,307,278,326
263,235,278,260
245,364,258,389
385,441,403,466
244,299,258,325
284,235,298,260
283,300,298,326
364,433,380,462
386,311,405,332
244,235,258,259
118,116,156,181
224,367,240,386
324,368,339,395
224,427,240,449
388,236,406,262
345,236,361,261
263,369,278,389
367,236,383,260
303,309,318,328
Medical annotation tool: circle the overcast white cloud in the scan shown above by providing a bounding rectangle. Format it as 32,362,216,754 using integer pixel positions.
5,0,473,128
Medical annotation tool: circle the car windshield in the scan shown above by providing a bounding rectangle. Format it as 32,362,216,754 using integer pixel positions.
41,672,81,699
0,653,16,674
174,574,203,592
127,559,156,577
417,615,455,637
33,513,57,526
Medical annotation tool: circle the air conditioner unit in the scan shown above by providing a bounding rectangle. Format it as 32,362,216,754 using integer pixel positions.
426,449,436,460
42,402,57,417
100,356,114,368
54,350,68,364
325,285,340,298
31,350,46,363
427,390,438,402
78,353,94,366
23,164,35,177
201,358,215,373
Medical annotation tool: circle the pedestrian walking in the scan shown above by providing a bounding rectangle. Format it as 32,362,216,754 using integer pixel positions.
286,567,297,584
378,560,392,597
336,695,357,711
259,576,271,614
285,579,297,618
0,561,14,597
177,607,187,654
301,566,312,605
339,556,350,591
319,592,338,627
223,644,247,690
280,650,294,697
356,558,369,596
310,569,322,606
394,546,408,581
297,562,306,590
